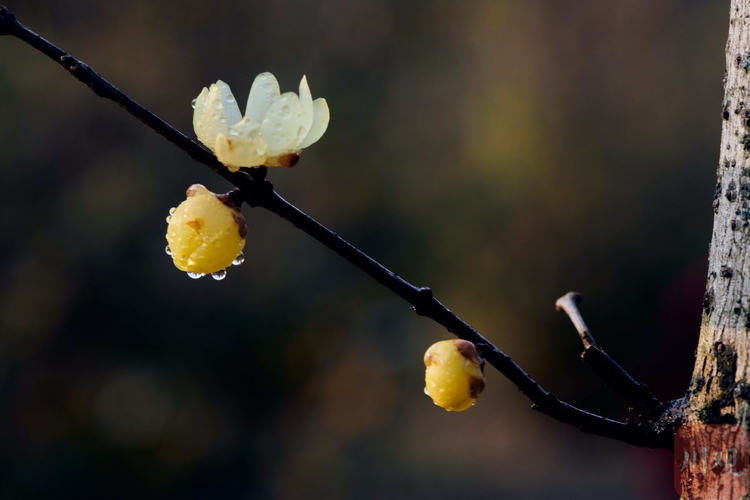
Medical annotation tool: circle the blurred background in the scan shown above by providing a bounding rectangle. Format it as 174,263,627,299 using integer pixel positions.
0,0,727,498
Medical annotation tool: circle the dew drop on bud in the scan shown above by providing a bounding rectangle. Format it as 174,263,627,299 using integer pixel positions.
169,207,176,215
424,387,429,395
211,269,227,281
191,98,197,109
232,252,245,266
166,215,172,223
165,245,172,256
187,272,204,279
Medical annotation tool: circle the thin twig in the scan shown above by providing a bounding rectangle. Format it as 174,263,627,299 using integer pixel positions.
0,6,672,449
556,292,665,421
555,292,598,349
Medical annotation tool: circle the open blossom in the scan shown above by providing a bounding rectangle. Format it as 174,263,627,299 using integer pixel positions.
193,72,330,171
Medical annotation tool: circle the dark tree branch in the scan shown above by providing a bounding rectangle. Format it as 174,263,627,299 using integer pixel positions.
556,292,665,422
0,6,674,450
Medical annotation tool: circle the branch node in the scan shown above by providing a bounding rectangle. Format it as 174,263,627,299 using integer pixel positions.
218,188,245,210
60,54,76,69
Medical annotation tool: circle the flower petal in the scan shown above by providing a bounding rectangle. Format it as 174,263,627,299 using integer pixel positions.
215,133,267,172
193,87,212,148
195,83,230,151
246,72,281,124
215,80,242,126
297,76,314,147
259,92,303,157
297,98,329,149
228,116,263,143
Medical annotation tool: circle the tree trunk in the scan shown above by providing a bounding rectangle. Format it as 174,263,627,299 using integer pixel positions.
687,0,750,496
694,0,750,424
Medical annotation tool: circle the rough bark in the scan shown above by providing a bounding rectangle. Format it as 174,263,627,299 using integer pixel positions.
691,0,750,444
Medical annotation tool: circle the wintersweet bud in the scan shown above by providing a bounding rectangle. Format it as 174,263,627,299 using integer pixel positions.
165,184,246,279
193,72,330,171
424,339,486,412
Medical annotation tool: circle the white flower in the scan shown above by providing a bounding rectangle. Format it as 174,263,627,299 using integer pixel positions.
193,72,330,171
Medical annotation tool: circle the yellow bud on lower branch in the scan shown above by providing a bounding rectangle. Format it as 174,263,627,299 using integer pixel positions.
165,184,247,279
424,339,485,412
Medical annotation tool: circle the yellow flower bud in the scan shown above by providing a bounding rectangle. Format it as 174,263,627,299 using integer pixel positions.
165,184,246,279
424,339,485,412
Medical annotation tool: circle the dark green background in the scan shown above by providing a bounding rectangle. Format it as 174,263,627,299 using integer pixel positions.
0,1,725,498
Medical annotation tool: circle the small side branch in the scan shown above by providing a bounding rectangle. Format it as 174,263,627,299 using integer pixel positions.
556,292,665,422
0,6,673,450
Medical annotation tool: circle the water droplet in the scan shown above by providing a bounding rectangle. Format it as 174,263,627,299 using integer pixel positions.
213,102,222,110
281,105,291,118
166,215,172,223
262,82,273,92
165,245,172,256
187,272,205,279
191,98,197,109
169,207,176,215
219,117,226,124
226,95,235,103
423,387,429,395
211,269,227,281
229,128,239,137
232,252,245,266
471,401,476,406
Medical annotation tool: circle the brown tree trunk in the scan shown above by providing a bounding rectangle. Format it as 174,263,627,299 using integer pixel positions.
693,0,750,425
687,0,750,497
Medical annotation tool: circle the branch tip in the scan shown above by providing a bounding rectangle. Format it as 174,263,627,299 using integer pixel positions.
555,291,596,349
0,5,16,35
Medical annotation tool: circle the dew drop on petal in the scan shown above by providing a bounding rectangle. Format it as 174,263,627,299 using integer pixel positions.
232,252,245,266
165,245,172,256
187,272,205,279
211,269,227,281
191,98,197,109
219,117,226,124
226,95,235,103
229,128,239,137
262,82,273,92
424,387,429,395
166,215,172,223
169,207,176,215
